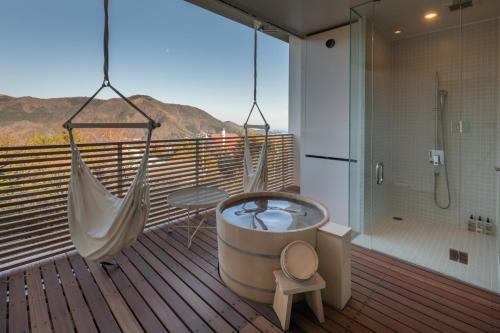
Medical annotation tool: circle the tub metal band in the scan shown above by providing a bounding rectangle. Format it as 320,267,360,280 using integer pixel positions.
219,264,276,294
217,233,281,259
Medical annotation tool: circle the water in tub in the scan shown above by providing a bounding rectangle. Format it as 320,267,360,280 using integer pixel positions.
222,198,324,231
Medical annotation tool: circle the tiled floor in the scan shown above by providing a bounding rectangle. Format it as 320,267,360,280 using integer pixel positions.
352,217,500,292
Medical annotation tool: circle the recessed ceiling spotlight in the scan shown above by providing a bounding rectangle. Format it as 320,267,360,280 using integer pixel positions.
424,11,438,20
394,29,402,35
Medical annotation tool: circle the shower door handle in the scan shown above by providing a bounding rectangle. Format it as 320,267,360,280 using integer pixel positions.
376,162,384,185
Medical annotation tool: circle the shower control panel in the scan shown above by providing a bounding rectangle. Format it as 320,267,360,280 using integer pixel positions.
429,149,445,166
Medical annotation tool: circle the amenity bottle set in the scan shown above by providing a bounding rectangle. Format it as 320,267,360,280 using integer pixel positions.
467,215,495,235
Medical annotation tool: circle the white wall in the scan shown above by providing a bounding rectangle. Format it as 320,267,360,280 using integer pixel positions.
289,25,351,226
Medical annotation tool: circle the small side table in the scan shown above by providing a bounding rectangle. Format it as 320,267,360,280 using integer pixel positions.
273,270,325,331
167,186,228,248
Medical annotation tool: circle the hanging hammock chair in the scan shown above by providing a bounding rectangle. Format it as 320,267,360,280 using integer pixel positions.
63,0,160,262
243,26,270,193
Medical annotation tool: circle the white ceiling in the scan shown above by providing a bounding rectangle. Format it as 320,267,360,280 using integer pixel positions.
185,0,362,40
186,0,500,41
356,0,500,41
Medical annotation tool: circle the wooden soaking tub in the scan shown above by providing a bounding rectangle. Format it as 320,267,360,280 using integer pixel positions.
216,192,328,303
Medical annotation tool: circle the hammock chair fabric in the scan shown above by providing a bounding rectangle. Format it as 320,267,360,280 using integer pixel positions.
243,26,270,192
243,126,268,192
67,129,152,261
63,0,160,261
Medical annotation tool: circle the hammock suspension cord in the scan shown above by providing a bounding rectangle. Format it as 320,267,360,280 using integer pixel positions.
243,25,270,192
63,0,160,130
244,27,270,132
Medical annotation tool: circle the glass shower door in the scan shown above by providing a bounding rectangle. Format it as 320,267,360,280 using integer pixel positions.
349,8,372,248
364,10,393,254
349,3,395,252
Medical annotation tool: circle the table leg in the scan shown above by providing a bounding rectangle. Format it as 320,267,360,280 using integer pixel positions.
187,210,209,249
187,209,191,248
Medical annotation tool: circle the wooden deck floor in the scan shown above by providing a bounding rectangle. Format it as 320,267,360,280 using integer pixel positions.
1,213,499,333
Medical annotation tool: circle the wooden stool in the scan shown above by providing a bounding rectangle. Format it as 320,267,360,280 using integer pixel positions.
272,270,326,330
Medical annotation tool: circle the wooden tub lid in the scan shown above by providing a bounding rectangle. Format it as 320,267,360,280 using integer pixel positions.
280,241,318,281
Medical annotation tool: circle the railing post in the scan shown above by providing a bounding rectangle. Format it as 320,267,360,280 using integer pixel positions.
195,139,200,187
117,142,123,197
281,135,285,190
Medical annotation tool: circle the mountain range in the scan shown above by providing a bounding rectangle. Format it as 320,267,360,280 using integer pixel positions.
0,94,242,144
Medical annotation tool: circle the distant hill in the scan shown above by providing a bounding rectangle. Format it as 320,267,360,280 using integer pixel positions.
0,94,243,144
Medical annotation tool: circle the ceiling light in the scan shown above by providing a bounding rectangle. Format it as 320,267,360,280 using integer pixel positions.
424,11,438,20
394,29,402,35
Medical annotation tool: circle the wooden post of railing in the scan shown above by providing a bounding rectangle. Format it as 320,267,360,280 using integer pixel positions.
195,138,200,187
117,142,123,197
281,135,285,190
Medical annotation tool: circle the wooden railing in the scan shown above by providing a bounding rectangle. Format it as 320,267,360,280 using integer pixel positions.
0,134,296,271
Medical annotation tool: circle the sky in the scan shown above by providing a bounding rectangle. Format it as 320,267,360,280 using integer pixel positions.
0,0,289,130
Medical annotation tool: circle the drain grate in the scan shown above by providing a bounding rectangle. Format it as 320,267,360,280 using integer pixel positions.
392,216,403,221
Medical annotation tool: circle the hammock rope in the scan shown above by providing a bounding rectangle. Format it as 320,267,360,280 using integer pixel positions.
103,0,110,84
243,26,270,193
63,0,160,130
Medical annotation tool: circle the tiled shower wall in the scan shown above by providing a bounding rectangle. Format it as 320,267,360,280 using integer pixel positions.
388,19,499,231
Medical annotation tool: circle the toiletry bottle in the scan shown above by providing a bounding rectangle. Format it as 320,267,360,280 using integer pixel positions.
485,218,493,235
476,216,483,233
468,214,476,232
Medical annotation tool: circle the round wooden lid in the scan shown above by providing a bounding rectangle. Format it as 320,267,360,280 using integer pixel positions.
280,240,318,281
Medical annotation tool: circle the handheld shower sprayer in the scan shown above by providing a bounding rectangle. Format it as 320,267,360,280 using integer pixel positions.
438,90,448,110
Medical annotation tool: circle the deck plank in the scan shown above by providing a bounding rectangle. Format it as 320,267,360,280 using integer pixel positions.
143,230,258,330
0,275,7,333
351,287,438,333
86,260,144,333
152,225,284,328
105,262,168,333
54,257,98,333
353,255,499,332
353,245,500,305
352,267,468,333
114,252,189,333
150,225,220,279
131,238,236,333
150,226,273,326
68,255,122,333
8,271,29,333
122,245,212,333
148,226,285,331
25,267,52,333
352,250,500,319
40,261,74,333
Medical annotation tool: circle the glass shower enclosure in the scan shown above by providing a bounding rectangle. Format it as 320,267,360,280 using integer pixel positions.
349,0,500,293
